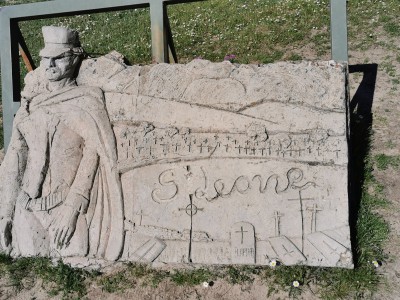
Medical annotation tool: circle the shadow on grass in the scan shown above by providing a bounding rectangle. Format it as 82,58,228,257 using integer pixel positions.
348,63,378,267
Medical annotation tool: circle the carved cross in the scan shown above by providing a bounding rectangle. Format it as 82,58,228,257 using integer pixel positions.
288,191,315,211
235,145,243,154
332,149,341,158
288,191,315,252
178,194,204,217
197,143,207,153
136,146,144,154
296,148,305,156
266,146,272,155
160,143,169,154
178,194,204,262
135,209,148,226
316,146,321,156
307,204,323,233
235,226,248,244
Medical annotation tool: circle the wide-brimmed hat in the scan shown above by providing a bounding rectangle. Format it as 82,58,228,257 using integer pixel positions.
39,26,83,57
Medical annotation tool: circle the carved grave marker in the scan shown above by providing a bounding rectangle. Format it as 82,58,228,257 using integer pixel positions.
231,222,256,264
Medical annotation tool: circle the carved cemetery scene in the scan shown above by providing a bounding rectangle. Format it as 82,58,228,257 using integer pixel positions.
0,26,353,268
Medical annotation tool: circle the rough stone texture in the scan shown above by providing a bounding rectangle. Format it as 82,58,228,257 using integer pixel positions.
86,56,352,268
0,45,353,267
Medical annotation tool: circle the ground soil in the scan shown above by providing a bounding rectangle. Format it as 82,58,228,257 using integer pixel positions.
358,42,400,299
0,39,399,299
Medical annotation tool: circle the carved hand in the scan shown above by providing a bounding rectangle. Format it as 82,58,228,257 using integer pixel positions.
0,217,13,253
51,204,79,249
51,193,88,249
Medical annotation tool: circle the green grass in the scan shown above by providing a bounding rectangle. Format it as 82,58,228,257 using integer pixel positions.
374,154,400,170
381,61,397,77
0,0,332,67
347,0,400,51
98,264,261,292
0,254,94,299
0,0,397,75
171,268,213,286
384,21,400,37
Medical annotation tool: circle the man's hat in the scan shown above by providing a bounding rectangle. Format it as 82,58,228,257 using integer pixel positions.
39,26,82,57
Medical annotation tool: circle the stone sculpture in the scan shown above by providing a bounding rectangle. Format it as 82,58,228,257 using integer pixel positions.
0,26,124,261
0,26,353,268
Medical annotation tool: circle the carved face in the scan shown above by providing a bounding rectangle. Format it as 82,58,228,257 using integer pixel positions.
40,53,79,82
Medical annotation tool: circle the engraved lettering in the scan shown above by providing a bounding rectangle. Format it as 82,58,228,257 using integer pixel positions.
151,169,178,203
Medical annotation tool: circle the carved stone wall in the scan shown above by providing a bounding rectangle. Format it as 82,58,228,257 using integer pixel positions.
9,52,353,267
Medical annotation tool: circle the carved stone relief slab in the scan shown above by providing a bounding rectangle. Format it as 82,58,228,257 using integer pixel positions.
111,59,352,268
0,27,352,268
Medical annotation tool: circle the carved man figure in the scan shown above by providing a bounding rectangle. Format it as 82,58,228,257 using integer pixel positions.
0,26,124,261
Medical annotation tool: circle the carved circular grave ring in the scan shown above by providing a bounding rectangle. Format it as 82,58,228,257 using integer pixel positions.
185,203,198,216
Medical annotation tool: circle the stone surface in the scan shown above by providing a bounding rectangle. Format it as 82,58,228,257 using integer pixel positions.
98,58,353,268
0,27,353,268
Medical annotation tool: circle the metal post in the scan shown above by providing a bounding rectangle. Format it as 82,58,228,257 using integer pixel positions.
1,14,20,149
330,0,348,62
150,0,167,63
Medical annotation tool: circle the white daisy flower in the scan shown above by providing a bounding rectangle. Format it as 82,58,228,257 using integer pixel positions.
292,280,300,288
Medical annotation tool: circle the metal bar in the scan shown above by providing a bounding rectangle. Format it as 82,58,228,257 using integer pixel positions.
150,0,167,63
2,0,151,20
1,16,20,149
163,0,205,4
1,0,205,20
330,0,348,62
